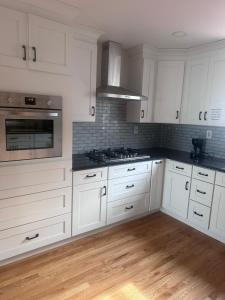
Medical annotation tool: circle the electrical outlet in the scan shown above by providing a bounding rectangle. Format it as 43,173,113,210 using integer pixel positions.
206,130,212,139
134,126,138,135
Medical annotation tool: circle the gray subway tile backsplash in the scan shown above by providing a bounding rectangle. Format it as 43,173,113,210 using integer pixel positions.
73,98,225,159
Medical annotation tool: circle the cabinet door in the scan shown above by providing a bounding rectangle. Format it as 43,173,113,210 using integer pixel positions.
154,61,184,123
72,181,107,235
210,186,225,239
206,50,225,126
72,39,97,122
28,15,71,75
127,58,155,123
181,57,209,125
0,6,27,68
150,160,164,211
162,171,190,219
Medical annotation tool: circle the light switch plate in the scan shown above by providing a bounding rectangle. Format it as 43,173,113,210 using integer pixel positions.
206,130,212,139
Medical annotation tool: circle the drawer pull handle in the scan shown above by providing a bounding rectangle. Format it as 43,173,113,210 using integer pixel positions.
176,166,184,170
102,185,107,196
155,161,162,165
125,205,134,210
127,168,136,171
194,211,203,217
185,181,189,191
197,189,206,195
26,233,39,241
198,172,208,177
126,184,135,189
86,174,97,178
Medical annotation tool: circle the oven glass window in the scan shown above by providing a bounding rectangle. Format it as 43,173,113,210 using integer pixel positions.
5,119,54,151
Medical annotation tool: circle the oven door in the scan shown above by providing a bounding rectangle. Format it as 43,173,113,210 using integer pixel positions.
0,108,62,161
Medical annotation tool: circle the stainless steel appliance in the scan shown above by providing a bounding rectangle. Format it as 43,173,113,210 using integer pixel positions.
97,41,147,101
190,138,205,162
0,92,62,162
87,148,150,163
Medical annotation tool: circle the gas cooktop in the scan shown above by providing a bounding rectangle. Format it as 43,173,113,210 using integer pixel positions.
87,148,151,163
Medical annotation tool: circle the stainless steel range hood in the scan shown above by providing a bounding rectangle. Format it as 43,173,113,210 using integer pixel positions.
97,41,147,101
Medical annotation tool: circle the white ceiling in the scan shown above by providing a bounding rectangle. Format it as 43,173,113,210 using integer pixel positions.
60,0,225,49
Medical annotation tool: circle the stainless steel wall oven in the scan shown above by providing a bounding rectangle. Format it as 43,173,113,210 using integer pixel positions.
0,92,62,161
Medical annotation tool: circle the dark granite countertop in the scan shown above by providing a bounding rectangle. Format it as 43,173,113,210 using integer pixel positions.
72,147,225,173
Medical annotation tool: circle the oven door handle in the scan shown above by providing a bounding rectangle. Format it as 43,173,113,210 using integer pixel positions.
0,110,60,118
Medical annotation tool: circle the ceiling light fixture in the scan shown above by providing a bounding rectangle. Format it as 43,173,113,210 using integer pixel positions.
172,31,187,38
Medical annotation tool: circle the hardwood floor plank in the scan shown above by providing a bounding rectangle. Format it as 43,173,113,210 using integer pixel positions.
1,213,225,300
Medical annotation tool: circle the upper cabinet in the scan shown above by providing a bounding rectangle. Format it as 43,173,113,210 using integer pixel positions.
28,15,71,75
72,39,97,122
181,49,225,127
206,50,225,126
0,6,71,75
154,61,185,124
0,6,27,69
181,56,209,125
126,47,155,123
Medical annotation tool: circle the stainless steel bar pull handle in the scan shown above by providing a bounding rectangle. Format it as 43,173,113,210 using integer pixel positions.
176,110,179,119
204,111,207,121
176,166,184,170
102,186,107,196
199,111,202,121
155,161,162,165
91,106,95,116
127,168,136,172
141,110,144,119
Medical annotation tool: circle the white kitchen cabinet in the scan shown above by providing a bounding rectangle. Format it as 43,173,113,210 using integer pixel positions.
154,61,185,123
0,214,71,261
150,160,164,212
28,15,71,75
72,180,107,235
0,6,27,69
126,55,155,123
0,6,71,75
210,185,225,240
181,56,210,125
72,39,97,122
188,200,210,230
162,162,191,219
206,49,225,126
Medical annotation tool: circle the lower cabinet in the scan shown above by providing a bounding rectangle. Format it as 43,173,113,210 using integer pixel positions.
210,185,225,240
107,194,149,225
150,160,164,212
72,180,107,235
188,200,210,230
162,165,191,219
0,214,71,261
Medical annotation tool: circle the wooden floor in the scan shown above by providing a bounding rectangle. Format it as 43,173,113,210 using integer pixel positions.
1,213,225,300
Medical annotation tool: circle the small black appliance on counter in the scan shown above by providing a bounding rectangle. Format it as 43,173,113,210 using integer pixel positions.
190,138,205,162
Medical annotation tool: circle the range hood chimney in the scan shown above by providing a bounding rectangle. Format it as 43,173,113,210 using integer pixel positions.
97,41,147,101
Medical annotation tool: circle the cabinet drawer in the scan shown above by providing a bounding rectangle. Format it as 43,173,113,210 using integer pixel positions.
0,214,71,261
188,200,210,230
73,168,107,185
166,160,192,177
108,161,152,179
0,160,72,200
107,194,149,225
0,187,72,231
215,171,225,187
192,166,215,183
108,173,151,202
190,179,213,207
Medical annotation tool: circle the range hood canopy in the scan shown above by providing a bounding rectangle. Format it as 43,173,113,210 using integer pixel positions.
97,41,147,101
